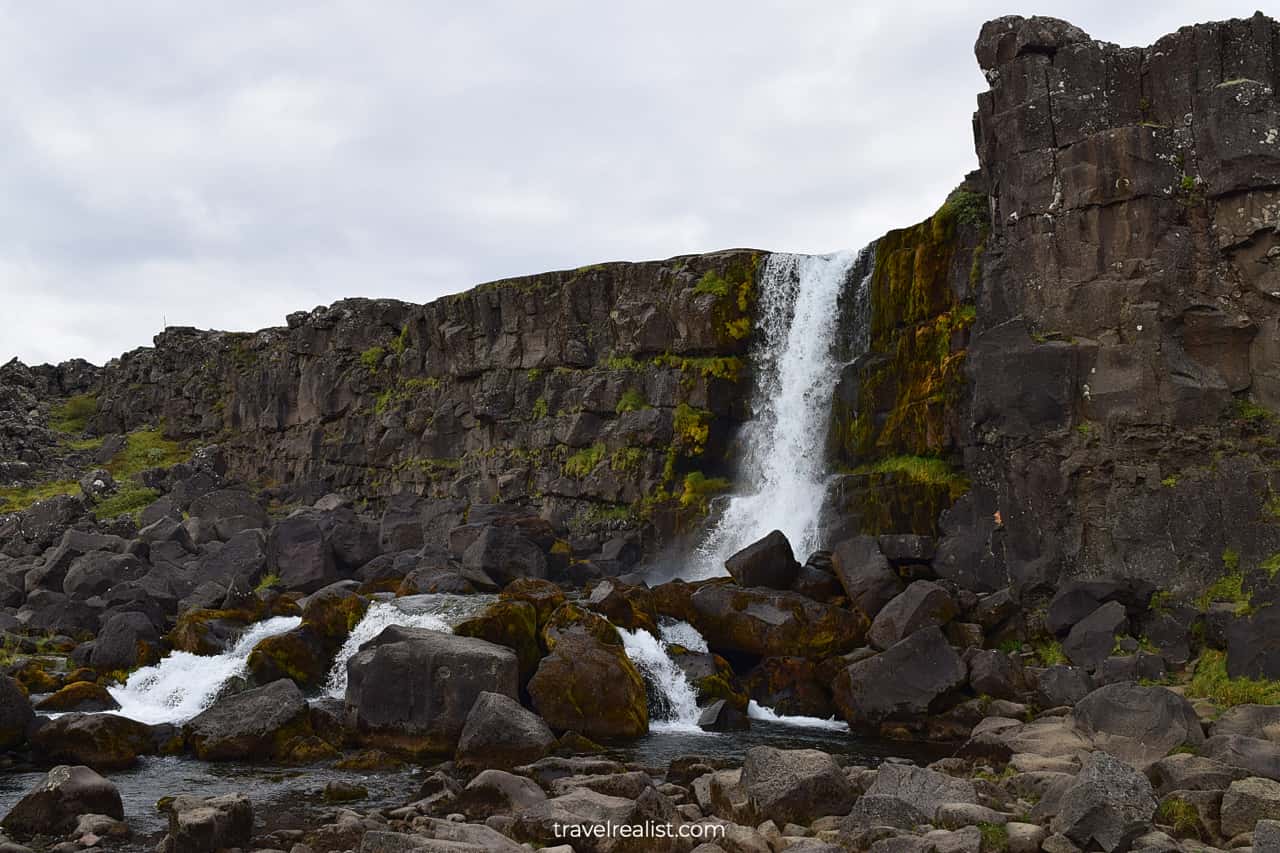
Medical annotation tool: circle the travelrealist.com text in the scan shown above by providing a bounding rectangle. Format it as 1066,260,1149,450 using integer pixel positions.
552,821,728,840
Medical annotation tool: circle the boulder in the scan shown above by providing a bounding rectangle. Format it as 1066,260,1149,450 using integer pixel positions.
1046,580,1153,636
584,580,658,634
967,649,1022,700
742,656,834,718
268,512,338,593
528,633,648,740
1215,704,1280,743
1070,682,1204,766
185,679,311,761
456,691,555,769
831,536,904,617
158,792,253,853
1229,605,1280,679
724,530,800,590
1062,601,1128,670
187,489,267,540
1147,753,1248,795
461,525,547,587
689,583,867,659
193,528,267,588
456,769,547,820
1221,776,1280,838
1051,751,1157,852
1037,665,1095,707
1201,734,1280,781
1,765,123,836
741,746,856,824
862,763,978,821
345,625,519,757
62,550,146,600
89,611,161,672
832,628,966,730
245,626,332,687
0,675,34,750
500,577,567,624
698,699,750,732
453,600,541,683
34,682,119,713
867,581,957,650
31,712,154,770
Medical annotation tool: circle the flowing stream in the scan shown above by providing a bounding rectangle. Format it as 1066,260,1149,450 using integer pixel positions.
618,621,706,733
689,250,866,578
108,615,301,725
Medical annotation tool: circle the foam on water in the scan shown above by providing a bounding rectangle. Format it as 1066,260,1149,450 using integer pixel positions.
747,700,850,732
619,625,707,733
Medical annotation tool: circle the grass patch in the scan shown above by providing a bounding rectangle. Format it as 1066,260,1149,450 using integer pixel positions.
654,354,743,382
615,389,647,414
1263,553,1280,579
693,270,731,298
1033,639,1067,667
91,484,160,522
1233,397,1274,425
610,447,644,474
1188,649,1280,707
65,436,106,452
977,822,1008,852
255,573,282,593
1195,550,1250,614
0,480,79,513
105,429,189,478
49,393,98,433
563,444,605,479
852,455,969,498
1156,797,1201,838
531,397,549,420
359,345,386,372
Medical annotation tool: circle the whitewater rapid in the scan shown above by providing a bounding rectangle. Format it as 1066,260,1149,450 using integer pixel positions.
619,621,706,733
689,250,866,578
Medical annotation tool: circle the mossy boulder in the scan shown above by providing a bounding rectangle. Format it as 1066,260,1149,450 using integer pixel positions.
527,633,649,740
31,712,155,770
246,627,331,688
0,675,34,751
8,658,63,694
540,602,621,652
585,579,658,634
651,579,699,622
167,608,258,655
689,582,869,660
185,679,313,762
454,600,542,684
500,577,566,626
671,647,748,712
35,681,120,713
300,583,369,643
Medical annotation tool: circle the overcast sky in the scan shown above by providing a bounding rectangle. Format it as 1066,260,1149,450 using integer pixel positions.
0,1,1257,366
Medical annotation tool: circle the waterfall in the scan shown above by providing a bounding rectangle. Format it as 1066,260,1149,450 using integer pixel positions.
619,622,707,733
689,249,864,578
107,615,301,725
323,594,495,698
747,700,850,732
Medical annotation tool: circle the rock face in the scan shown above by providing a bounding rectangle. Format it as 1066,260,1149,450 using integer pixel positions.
345,625,520,756
1,765,123,836
689,582,868,659
724,530,800,589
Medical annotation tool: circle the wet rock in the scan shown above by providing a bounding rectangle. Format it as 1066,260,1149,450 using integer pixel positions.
724,530,800,590
868,581,957,650
0,675,34,750
689,583,867,659
831,536,904,618
456,691,555,769
1070,682,1204,766
31,713,154,770
453,599,542,684
833,628,966,730
1,765,123,836
34,682,119,713
742,656,834,718
741,746,856,824
584,579,658,634
157,792,252,853
185,678,311,761
528,633,648,740
345,625,519,757
1051,751,1157,852
698,699,750,732
499,577,566,624
89,611,161,672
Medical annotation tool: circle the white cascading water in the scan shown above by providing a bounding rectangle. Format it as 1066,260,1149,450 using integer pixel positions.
324,595,494,698
619,620,707,732
108,615,301,725
747,700,849,732
689,250,863,578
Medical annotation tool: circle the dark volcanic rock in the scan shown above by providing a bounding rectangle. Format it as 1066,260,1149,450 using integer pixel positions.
1062,601,1128,670
867,580,957,650
1050,751,1157,851
741,746,855,824
186,679,311,761
697,699,750,732
345,625,519,757
1070,682,1204,765
1,764,123,836
0,674,34,750
31,712,155,770
456,691,555,769
832,627,967,730
158,792,253,853
831,535,904,618
724,529,800,590
528,633,649,740
689,582,867,659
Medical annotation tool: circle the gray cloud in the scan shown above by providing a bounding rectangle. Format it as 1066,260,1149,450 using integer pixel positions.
0,0,1252,365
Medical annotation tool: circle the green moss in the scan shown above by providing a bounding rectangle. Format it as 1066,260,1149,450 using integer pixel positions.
1033,639,1067,666
0,480,80,513
388,324,411,356
693,271,731,298
255,573,282,593
65,436,106,451
943,189,990,230
1233,398,1273,423
1197,552,1250,614
851,455,968,498
679,472,730,512
1188,649,1280,707
49,393,98,433
672,404,712,457
531,397,549,420
360,345,386,372
1161,475,1179,488
977,822,1008,852
654,354,743,382
91,484,160,521
1263,553,1280,579
563,443,606,479
105,429,189,478
610,447,644,474
615,389,647,414
604,355,644,372
1156,797,1201,838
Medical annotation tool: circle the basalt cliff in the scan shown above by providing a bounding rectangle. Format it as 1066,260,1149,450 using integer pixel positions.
2,13,1280,853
